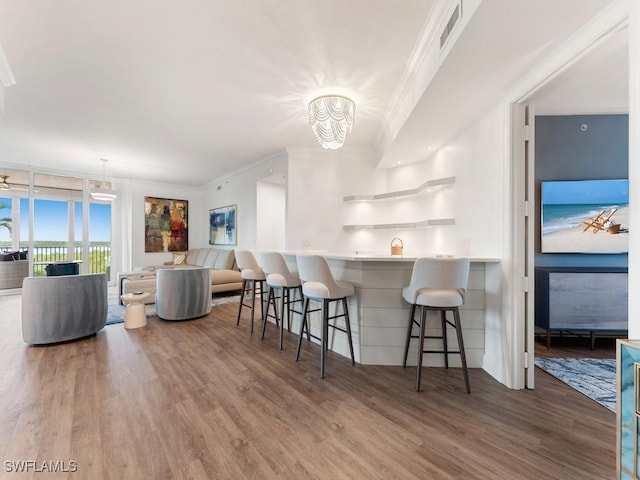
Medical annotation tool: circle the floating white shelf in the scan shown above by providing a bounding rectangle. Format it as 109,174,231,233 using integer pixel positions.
343,176,455,202
343,218,455,231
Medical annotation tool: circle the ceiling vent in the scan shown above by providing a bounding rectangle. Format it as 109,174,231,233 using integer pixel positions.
440,2,462,50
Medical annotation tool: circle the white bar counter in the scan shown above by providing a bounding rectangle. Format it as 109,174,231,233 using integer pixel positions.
283,252,501,368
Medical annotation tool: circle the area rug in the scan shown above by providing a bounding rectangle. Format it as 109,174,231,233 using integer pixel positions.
106,303,156,325
534,357,616,412
106,294,240,325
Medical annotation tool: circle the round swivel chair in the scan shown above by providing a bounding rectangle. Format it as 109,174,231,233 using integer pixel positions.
156,267,212,320
295,254,356,378
259,251,303,350
402,257,471,393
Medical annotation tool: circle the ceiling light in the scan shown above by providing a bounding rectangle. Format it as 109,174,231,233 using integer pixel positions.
0,175,10,191
90,159,117,202
308,95,355,149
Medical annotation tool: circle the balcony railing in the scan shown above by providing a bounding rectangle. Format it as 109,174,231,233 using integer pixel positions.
24,244,111,277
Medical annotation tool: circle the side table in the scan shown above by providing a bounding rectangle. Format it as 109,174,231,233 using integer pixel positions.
120,292,151,329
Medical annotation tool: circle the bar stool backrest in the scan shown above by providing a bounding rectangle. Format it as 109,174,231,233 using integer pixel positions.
296,254,344,299
260,251,300,287
235,250,266,280
405,257,470,303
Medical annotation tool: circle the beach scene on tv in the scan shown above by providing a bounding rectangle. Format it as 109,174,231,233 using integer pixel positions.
541,179,629,254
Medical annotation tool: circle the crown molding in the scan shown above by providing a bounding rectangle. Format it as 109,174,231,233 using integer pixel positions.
374,0,482,165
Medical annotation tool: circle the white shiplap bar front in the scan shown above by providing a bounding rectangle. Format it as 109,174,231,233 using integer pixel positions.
283,253,501,369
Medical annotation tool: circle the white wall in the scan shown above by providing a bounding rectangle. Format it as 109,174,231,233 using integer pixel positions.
206,151,288,250
128,179,206,269
256,180,285,250
286,146,383,252
427,103,508,384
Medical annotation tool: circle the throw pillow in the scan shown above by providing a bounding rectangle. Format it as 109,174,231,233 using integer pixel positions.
173,253,186,265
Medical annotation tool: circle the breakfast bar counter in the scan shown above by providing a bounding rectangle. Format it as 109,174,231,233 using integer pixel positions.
283,252,501,368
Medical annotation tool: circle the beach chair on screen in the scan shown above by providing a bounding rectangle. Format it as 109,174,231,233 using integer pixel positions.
582,208,617,233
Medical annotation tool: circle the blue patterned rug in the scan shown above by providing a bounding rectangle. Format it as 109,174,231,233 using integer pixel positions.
106,303,156,325
106,294,240,325
534,357,615,412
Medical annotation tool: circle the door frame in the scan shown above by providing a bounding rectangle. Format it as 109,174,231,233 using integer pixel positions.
506,3,630,389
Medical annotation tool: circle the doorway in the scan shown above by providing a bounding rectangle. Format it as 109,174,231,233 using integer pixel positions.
256,175,286,250
513,23,629,388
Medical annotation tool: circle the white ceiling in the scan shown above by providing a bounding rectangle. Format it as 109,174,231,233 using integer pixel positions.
0,0,435,185
531,26,628,115
0,0,627,186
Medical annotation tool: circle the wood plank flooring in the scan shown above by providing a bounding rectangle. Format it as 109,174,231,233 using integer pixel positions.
0,294,615,479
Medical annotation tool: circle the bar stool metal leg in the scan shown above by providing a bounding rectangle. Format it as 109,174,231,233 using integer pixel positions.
453,307,471,394
261,286,280,342
236,279,249,326
416,306,427,392
249,280,257,334
403,303,417,367
320,299,328,378
296,297,310,362
441,310,449,369
278,286,286,349
342,297,355,365
237,278,265,335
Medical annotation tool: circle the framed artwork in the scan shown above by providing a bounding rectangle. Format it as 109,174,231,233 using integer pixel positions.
144,196,188,253
209,204,237,245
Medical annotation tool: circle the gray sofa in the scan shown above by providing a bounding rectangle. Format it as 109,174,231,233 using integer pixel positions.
22,273,107,344
120,248,242,304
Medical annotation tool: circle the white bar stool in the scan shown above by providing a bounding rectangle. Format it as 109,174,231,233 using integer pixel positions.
235,250,266,334
402,257,471,393
259,251,303,350
295,254,356,378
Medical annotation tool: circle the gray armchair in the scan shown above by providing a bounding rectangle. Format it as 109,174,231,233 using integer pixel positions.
156,267,211,320
22,273,107,344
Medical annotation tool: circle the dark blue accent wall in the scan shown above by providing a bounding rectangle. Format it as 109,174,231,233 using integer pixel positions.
535,114,628,268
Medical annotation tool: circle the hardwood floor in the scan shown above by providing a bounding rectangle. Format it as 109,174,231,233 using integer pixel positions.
0,294,615,479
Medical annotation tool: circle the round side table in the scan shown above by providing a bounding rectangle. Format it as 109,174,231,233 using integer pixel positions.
120,292,151,329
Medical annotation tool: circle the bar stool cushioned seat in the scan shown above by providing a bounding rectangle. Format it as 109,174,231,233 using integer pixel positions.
22,273,107,344
260,251,302,349
402,257,471,393
156,267,211,320
295,254,356,378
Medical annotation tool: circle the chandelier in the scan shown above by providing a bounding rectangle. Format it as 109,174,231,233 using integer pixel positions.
308,95,355,149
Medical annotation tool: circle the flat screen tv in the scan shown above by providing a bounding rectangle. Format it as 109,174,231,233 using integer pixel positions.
541,179,629,254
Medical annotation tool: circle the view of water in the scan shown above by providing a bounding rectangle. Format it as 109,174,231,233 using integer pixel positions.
542,203,627,236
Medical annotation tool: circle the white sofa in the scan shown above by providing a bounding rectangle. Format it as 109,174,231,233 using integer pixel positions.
119,248,242,304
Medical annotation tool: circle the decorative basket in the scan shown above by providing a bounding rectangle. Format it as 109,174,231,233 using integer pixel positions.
390,237,404,256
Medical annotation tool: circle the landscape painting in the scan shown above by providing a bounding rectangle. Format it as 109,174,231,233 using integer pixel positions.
209,205,236,245
541,179,629,254
144,197,188,253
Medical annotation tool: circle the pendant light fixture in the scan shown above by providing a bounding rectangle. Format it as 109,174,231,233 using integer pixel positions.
90,159,117,201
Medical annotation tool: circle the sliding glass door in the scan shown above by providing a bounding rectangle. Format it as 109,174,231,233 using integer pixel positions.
0,169,112,286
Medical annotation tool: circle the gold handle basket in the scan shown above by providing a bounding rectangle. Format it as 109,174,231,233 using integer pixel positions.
390,237,404,256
